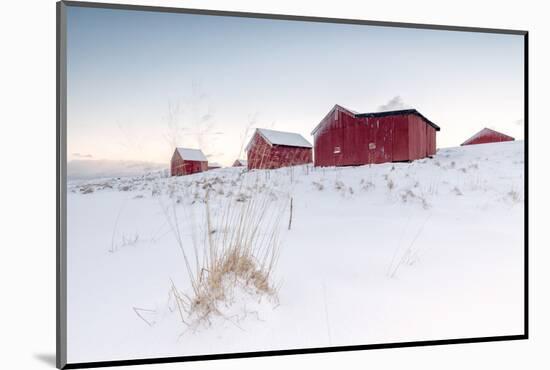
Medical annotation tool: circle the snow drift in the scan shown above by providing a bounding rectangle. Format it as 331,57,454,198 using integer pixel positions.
66,141,525,363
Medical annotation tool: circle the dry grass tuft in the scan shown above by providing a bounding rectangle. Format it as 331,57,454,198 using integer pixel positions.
162,185,285,328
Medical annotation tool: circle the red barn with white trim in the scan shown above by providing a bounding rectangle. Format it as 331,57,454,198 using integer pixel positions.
246,128,313,170
461,128,515,146
312,105,440,167
170,147,208,176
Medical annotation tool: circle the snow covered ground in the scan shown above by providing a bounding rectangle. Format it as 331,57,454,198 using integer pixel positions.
66,141,525,363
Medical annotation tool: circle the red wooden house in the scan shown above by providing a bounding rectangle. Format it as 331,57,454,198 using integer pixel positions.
461,128,515,146
311,105,440,167
170,147,208,176
246,128,313,170
232,159,248,167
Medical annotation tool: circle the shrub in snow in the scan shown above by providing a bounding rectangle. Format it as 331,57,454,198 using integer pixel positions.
80,186,94,194
312,181,324,191
400,189,416,203
386,178,395,191
334,180,345,191
360,179,375,191
507,189,521,203
399,189,430,209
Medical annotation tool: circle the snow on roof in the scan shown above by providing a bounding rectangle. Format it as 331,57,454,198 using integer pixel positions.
208,162,222,168
246,128,312,152
175,147,208,162
461,128,515,145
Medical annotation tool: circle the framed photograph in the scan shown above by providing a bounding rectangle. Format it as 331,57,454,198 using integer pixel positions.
57,1,528,368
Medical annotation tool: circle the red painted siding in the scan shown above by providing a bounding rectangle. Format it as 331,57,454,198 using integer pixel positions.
392,116,410,161
313,109,365,166
407,114,427,160
362,116,394,164
313,106,438,167
170,151,208,176
247,133,312,170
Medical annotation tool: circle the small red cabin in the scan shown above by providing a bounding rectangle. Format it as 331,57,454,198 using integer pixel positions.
311,105,440,167
232,159,248,167
170,147,208,176
461,128,515,146
246,128,313,170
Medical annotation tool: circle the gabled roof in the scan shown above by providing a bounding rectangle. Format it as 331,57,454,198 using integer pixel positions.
311,104,441,135
175,147,208,162
461,128,515,145
246,128,312,152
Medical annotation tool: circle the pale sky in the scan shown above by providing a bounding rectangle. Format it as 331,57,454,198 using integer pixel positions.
67,6,525,166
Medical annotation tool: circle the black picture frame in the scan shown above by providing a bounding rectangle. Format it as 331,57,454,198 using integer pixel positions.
56,1,529,368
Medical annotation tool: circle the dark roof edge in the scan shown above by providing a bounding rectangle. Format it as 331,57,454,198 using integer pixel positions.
270,143,313,149
355,109,441,131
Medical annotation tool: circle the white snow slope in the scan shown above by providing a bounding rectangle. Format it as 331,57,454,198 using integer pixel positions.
66,141,525,363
